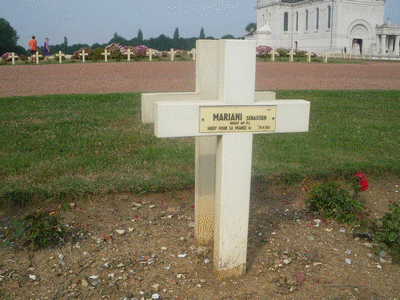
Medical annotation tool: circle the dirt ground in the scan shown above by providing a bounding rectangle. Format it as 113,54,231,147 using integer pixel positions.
0,177,399,300
1,61,400,299
1,60,400,98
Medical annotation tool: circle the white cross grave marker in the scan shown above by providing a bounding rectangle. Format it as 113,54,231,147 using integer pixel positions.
167,48,175,61
79,50,88,63
124,49,133,61
269,49,277,62
306,51,312,63
10,52,18,65
323,53,328,63
142,40,276,246
35,51,42,64
288,50,294,62
188,48,196,61
143,40,310,278
146,49,154,61
102,49,110,62
55,51,65,64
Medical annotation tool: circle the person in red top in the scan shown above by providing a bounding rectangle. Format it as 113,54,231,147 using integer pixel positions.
28,36,38,63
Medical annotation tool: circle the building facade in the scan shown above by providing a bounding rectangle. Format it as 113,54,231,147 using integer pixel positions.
246,0,400,56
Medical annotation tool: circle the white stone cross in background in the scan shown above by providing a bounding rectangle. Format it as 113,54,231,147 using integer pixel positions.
269,49,277,62
55,51,65,64
142,40,310,278
167,48,175,61
10,52,17,65
79,50,88,63
102,49,110,62
125,49,133,61
306,51,312,63
288,49,294,62
323,53,328,63
146,49,154,61
35,51,42,64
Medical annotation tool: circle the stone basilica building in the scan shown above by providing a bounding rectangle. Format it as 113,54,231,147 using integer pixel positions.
245,0,400,56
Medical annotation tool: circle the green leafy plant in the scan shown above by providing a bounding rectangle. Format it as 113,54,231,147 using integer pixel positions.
306,172,369,224
373,202,400,262
14,210,65,249
91,48,104,61
19,54,28,61
306,181,365,224
2,190,33,206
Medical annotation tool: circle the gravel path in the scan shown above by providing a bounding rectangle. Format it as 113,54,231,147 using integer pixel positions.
1,61,400,98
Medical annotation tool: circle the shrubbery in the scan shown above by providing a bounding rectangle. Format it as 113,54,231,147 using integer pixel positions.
91,47,104,61
72,47,93,60
256,45,272,59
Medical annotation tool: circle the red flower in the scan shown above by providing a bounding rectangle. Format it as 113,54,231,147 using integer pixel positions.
360,179,369,191
355,171,366,180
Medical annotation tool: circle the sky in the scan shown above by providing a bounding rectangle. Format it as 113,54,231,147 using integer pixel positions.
2,0,400,48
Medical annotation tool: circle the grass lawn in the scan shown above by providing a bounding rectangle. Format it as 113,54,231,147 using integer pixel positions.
1,90,399,200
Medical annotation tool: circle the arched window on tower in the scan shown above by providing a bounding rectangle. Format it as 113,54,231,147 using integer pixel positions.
328,6,331,29
316,7,319,30
296,12,299,31
306,10,308,31
284,12,289,32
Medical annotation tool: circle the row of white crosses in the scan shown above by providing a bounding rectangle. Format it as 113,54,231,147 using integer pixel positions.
7,48,197,65
268,49,328,63
141,40,310,278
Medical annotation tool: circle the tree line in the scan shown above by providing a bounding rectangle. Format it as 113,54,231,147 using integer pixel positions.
1,17,250,56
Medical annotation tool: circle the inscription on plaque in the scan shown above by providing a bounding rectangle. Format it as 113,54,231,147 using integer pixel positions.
200,106,277,133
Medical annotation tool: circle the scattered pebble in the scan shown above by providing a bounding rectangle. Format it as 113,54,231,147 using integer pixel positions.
364,243,373,249
345,259,352,265
149,205,156,209
178,254,187,258
188,222,195,227
204,259,210,264
29,274,37,280
116,230,126,235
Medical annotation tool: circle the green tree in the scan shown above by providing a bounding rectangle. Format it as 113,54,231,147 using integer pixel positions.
221,34,235,39
137,28,143,44
173,28,180,41
0,18,19,55
62,36,68,53
109,32,128,46
245,22,257,32
199,27,205,39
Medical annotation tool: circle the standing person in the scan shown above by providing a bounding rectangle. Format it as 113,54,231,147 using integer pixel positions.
44,38,51,63
29,35,38,63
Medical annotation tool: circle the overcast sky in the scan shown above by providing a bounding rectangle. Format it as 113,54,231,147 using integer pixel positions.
2,0,400,48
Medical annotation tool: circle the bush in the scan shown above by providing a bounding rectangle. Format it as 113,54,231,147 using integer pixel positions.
19,54,28,61
92,48,104,61
373,203,400,262
277,48,289,57
105,43,125,60
134,45,149,59
256,45,272,59
306,182,365,224
305,172,369,224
